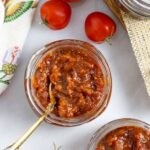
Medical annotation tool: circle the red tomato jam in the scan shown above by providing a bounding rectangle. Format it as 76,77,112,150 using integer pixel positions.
32,48,104,118
96,126,150,150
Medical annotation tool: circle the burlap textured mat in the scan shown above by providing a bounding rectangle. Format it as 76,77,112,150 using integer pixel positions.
104,0,150,96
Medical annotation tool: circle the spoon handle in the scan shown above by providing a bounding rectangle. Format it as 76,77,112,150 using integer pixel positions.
5,84,55,150
5,114,47,150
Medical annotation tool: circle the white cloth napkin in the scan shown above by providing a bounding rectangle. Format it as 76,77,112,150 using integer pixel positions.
0,0,38,95
0,1,4,28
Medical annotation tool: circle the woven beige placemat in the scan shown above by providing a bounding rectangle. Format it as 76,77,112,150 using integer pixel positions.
104,0,150,96
121,12,150,96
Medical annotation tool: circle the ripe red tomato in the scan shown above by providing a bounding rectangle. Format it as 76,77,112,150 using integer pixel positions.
85,12,116,43
40,0,71,30
63,0,81,2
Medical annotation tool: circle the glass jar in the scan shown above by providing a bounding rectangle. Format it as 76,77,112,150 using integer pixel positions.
116,0,150,18
88,118,150,150
25,39,112,127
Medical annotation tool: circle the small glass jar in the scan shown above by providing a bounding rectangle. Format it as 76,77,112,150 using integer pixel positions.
88,118,150,150
116,0,150,18
25,39,112,127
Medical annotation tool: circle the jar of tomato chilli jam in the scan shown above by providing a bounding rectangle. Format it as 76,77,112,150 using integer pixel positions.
25,40,112,126
116,0,150,18
88,118,150,150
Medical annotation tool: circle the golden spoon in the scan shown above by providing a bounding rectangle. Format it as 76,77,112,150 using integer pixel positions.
5,83,56,150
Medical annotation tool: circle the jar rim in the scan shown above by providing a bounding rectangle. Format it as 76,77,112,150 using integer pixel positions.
119,0,150,18
24,39,112,126
88,118,150,150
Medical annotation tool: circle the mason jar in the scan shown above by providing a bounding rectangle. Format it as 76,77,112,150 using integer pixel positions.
116,0,150,18
88,118,150,150
25,39,112,127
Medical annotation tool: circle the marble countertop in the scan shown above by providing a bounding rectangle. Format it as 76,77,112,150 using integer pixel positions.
0,0,150,150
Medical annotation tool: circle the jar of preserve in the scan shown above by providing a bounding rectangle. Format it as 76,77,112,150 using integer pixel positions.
25,40,112,126
116,0,150,18
88,118,150,150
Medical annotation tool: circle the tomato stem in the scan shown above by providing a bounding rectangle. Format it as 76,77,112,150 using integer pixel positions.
39,21,44,25
105,37,112,46
39,18,48,25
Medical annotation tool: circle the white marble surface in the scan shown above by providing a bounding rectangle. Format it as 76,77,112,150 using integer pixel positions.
0,0,150,150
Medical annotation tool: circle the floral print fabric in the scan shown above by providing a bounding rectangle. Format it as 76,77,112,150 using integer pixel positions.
0,0,38,95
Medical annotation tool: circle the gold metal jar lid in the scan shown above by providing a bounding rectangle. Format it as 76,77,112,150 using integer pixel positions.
117,0,150,18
